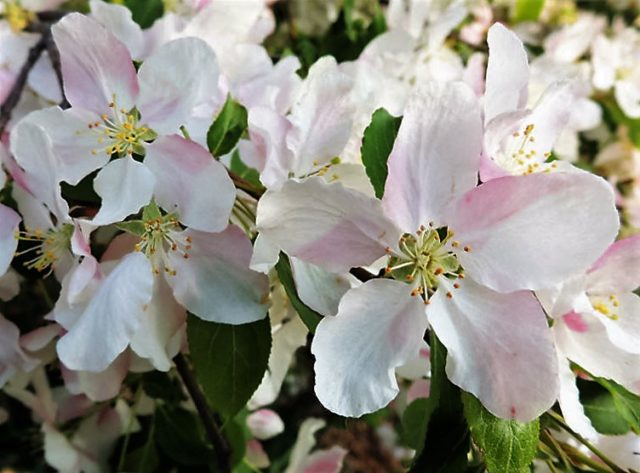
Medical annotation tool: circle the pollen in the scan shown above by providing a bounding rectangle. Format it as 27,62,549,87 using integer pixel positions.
80,94,154,158
14,224,74,276
136,213,191,276
384,225,464,303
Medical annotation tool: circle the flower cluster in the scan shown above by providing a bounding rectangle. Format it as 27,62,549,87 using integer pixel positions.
1,0,639,471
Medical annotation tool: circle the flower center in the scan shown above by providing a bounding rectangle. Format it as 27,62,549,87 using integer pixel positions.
4,2,35,32
135,215,192,276
591,294,621,321
83,96,155,157
496,123,558,176
385,225,466,303
14,224,74,275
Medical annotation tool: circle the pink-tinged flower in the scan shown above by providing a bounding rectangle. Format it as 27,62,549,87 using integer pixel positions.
284,418,347,473
481,23,580,180
593,27,640,119
54,218,268,372
538,235,640,437
256,81,619,420
13,12,222,226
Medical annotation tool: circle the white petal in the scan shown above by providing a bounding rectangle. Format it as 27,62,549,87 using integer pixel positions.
311,279,428,417
485,23,529,122
91,157,156,226
57,252,154,372
557,355,597,440
286,56,354,173
290,257,351,316
137,38,219,134
592,293,640,355
382,81,482,231
166,226,269,324
587,234,640,294
129,276,186,371
90,0,144,59
428,277,559,421
246,409,285,440
554,312,640,391
0,204,20,276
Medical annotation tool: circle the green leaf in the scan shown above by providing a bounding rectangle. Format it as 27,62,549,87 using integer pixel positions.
579,379,630,435
230,150,262,188
141,371,186,403
154,405,213,466
123,417,159,473
187,314,272,419
123,0,164,28
511,0,545,22
361,108,402,198
115,220,146,236
598,378,640,434
462,393,539,473
401,398,432,450
207,95,248,157
274,253,323,332
409,333,470,472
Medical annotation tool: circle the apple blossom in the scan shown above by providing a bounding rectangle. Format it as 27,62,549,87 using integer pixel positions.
256,81,619,421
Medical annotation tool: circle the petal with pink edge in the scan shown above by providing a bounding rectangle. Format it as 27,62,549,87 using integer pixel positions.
299,446,348,473
427,277,558,421
382,81,482,231
51,13,138,115
10,107,109,186
0,204,20,276
166,226,269,324
450,172,618,293
144,135,235,232
587,234,640,294
256,177,398,273
311,279,428,417
0,314,37,387
91,157,156,226
137,38,218,135
484,23,529,123
554,312,640,392
57,252,153,372
246,409,285,440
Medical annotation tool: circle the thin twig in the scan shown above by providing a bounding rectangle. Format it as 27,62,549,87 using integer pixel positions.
228,171,264,200
547,411,629,473
174,353,231,473
45,33,70,109
0,30,50,135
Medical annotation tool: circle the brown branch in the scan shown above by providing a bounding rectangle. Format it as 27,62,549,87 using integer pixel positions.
0,30,50,136
44,33,70,109
173,353,231,473
228,170,265,200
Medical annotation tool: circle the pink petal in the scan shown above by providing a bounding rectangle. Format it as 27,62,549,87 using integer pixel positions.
299,446,348,473
144,135,235,232
246,409,285,440
256,177,398,273
587,234,640,294
428,277,558,421
0,314,38,387
382,81,482,231
450,172,618,292
52,13,138,115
